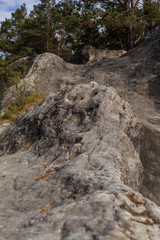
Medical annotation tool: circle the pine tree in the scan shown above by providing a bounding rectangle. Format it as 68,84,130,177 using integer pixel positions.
143,0,160,35
0,4,28,60
29,0,57,53
0,0,159,62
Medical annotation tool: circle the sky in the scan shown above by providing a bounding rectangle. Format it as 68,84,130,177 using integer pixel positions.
0,0,40,22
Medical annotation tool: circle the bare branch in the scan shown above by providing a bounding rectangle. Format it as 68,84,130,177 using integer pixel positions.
117,0,126,10
134,0,141,10
134,34,143,45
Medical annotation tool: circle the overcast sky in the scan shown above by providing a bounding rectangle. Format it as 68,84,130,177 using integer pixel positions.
0,0,40,22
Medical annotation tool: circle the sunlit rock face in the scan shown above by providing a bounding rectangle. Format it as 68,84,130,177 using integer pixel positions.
0,29,160,240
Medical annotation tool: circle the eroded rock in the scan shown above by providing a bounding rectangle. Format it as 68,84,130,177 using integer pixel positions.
0,29,160,239
82,45,127,62
0,84,160,239
0,52,79,113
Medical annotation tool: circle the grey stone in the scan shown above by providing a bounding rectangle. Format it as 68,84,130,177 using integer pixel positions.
0,53,79,113
9,57,30,67
0,83,159,240
82,45,127,62
0,28,160,239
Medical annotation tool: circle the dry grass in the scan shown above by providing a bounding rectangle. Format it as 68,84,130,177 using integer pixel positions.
0,94,45,123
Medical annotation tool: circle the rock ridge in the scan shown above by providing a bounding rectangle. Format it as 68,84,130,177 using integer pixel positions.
0,83,160,239
0,29,160,239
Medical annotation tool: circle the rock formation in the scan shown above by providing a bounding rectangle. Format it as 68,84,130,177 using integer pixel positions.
0,53,78,113
82,45,127,62
9,57,30,67
0,28,160,239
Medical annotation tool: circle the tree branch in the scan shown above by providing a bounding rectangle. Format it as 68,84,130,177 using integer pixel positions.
134,0,141,10
117,0,127,10
134,33,143,45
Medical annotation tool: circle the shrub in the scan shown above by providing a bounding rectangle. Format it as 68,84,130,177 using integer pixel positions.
1,111,13,120
0,93,44,122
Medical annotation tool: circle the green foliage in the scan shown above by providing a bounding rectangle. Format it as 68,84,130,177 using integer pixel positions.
0,4,28,58
28,0,58,53
1,111,13,120
143,0,160,34
0,94,44,122
101,6,144,49
99,0,160,50
0,0,159,60
0,0,159,121
0,57,29,93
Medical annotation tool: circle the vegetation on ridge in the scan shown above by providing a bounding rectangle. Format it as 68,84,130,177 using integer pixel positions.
0,0,159,60
0,94,44,122
0,0,159,121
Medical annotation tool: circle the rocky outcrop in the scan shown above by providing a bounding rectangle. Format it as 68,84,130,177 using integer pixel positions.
82,45,127,62
79,29,160,208
1,29,160,116
0,53,79,113
1,83,160,240
0,48,127,113
9,57,30,67
0,29,160,239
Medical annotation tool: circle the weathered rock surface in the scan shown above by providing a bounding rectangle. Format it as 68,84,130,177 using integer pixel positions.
0,28,160,239
1,83,160,240
82,45,127,62
0,47,126,113
9,57,30,67
0,53,79,112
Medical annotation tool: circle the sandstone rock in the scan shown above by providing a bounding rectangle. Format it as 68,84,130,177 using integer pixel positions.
0,29,160,240
0,83,160,239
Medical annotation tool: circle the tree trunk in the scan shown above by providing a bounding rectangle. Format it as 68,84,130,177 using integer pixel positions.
128,25,134,49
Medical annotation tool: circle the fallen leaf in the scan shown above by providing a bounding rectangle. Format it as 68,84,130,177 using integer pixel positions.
137,92,150,99
35,169,54,181
68,193,83,199
126,193,143,204
24,142,32,148
37,204,52,213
